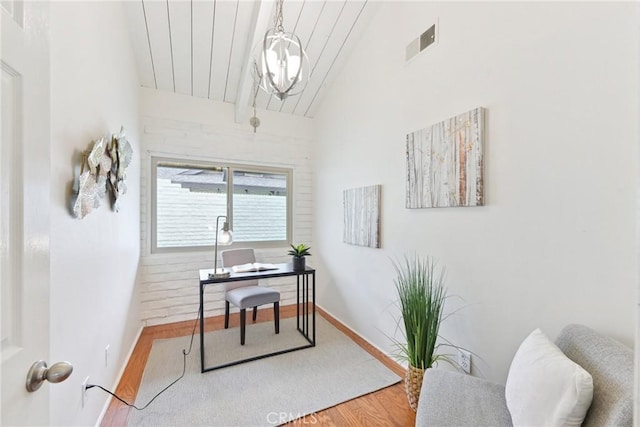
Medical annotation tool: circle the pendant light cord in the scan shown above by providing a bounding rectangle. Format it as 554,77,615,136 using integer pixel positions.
274,0,284,31
250,80,261,133
253,80,259,116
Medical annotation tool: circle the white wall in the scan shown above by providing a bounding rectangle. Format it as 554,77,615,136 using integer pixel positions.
49,2,140,425
314,1,637,383
636,3,640,421
138,88,315,326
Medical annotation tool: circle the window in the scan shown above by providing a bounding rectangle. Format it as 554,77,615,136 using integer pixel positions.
151,157,291,253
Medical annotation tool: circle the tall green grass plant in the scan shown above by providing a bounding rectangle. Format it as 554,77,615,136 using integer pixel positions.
392,255,452,370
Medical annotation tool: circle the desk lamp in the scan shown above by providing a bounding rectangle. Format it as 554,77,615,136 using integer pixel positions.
211,215,233,278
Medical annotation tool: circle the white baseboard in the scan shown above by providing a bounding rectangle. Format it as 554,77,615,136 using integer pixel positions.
317,304,406,372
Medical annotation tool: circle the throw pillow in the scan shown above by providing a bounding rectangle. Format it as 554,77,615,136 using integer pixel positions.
505,328,593,426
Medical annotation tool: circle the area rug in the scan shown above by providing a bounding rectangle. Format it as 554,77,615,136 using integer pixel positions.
128,316,401,426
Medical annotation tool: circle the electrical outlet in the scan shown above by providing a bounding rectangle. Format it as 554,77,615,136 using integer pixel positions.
458,349,471,374
105,344,110,367
81,376,90,408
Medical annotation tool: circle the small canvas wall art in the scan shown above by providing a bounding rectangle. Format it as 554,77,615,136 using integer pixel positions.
406,107,484,208
343,185,381,248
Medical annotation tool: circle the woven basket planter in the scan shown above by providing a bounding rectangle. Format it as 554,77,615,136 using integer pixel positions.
405,365,425,411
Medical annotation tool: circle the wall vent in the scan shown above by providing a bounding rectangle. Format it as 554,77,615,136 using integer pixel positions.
406,23,437,62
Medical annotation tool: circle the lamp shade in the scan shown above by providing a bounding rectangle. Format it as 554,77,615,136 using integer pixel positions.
211,216,233,279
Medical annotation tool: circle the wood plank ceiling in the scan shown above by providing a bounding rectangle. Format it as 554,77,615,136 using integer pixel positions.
124,0,376,120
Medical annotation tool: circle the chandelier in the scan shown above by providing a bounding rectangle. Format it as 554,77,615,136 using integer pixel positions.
252,0,310,101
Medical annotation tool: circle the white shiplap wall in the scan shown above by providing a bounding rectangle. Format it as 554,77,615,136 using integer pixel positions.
139,88,315,326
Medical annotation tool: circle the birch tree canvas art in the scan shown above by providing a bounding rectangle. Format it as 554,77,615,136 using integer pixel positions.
406,107,484,208
343,185,381,248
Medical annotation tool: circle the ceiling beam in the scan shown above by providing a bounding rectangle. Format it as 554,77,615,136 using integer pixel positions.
234,0,274,124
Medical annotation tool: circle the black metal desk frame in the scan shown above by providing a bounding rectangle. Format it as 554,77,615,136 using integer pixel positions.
198,263,315,373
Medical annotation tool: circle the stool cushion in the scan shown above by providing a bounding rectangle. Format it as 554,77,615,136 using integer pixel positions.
226,286,280,309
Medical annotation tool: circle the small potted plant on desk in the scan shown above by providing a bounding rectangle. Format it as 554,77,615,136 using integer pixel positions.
288,243,311,271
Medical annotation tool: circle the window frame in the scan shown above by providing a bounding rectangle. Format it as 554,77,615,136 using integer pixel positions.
150,156,293,254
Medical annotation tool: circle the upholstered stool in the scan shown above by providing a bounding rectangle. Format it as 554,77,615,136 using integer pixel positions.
225,287,280,345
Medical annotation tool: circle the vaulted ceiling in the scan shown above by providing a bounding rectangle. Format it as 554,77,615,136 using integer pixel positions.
123,0,377,121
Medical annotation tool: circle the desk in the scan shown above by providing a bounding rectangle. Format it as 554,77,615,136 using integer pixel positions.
198,263,315,373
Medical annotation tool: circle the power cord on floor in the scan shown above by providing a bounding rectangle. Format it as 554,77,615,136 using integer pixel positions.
86,309,200,411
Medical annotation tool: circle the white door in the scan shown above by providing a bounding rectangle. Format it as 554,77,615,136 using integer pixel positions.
1,1,52,425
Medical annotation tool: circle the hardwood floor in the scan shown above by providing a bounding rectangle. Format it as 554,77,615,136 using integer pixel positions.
100,305,416,426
